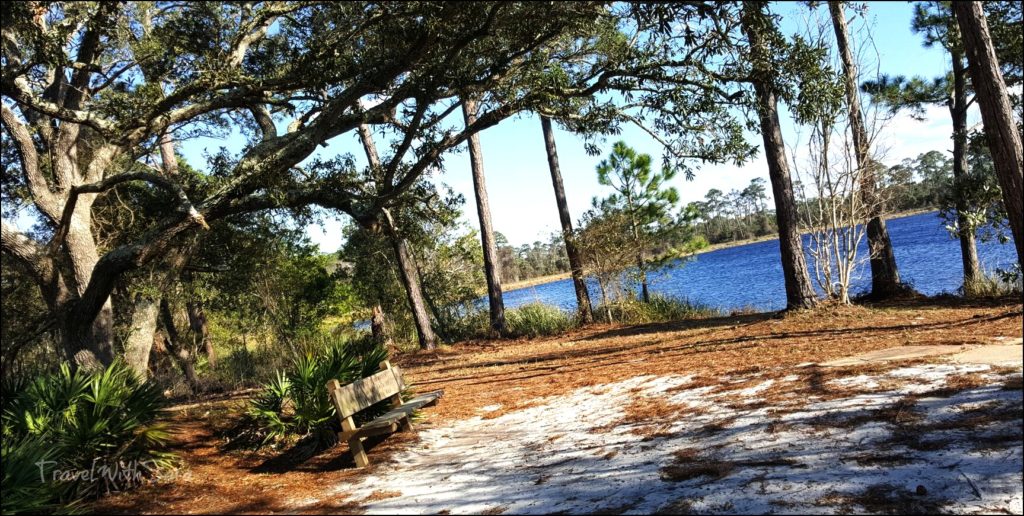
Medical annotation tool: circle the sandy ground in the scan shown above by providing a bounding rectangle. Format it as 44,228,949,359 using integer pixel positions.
91,300,1023,514
327,358,1022,514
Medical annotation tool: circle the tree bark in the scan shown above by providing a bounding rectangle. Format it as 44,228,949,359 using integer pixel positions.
540,115,593,323
384,213,438,350
123,293,161,380
357,123,438,350
187,301,215,369
828,1,903,298
954,1,1024,269
950,47,982,288
462,98,507,337
370,304,393,348
741,4,818,310
159,298,199,390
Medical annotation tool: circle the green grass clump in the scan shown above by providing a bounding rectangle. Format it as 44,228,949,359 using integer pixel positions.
963,269,1023,298
506,303,577,338
593,295,719,324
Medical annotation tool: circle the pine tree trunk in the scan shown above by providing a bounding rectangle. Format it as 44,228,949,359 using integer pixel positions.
357,123,438,350
828,1,902,298
741,5,818,310
954,1,1024,269
462,98,507,337
384,212,438,350
540,115,593,323
950,48,982,288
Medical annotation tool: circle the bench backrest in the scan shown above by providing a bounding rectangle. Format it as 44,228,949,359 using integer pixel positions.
327,362,405,419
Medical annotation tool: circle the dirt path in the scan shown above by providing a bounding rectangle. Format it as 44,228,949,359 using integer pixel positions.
93,299,1023,514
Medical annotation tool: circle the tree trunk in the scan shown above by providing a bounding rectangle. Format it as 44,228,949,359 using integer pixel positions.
540,115,593,323
187,301,215,369
384,212,438,350
954,1,1024,269
62,197,116,369
828,1,903,298
950,47,983,288
741,4,818,310
357,123,439,350
122,293,160,380
635,247,650,303
370,304,393,348
462,98,507,337
159,298,199,391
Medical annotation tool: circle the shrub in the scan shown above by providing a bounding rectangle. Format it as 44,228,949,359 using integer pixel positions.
1,361,173,513
235,335,389,451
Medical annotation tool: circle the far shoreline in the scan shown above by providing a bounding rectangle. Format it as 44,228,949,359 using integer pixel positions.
502,208,940,293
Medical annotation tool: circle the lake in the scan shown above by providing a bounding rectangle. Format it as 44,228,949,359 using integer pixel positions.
501,211,1019,313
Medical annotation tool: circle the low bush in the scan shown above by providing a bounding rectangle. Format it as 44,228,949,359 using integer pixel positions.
231,334,390,451
1,361,174,513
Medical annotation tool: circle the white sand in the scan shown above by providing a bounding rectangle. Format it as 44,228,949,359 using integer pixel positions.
330,363,1022,515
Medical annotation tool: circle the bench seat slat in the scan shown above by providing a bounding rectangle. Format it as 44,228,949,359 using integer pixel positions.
338,390,444,441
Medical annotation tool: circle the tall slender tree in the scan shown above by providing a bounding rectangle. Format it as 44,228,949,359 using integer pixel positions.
740,3,818,309
862,2,986,288
540,115,593,323
594,142,680,303
462,97,507,337
953,1,1024,268
356,123,438,350
827,1,903,298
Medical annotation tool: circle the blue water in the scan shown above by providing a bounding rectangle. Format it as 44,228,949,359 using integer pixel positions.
501,211,1018,313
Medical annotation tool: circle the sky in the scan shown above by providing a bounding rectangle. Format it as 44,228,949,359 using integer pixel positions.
173,1,972,251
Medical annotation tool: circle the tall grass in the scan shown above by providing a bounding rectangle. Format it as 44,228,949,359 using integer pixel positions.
593,295,720,324
963,268,1023,298
442,302,577,341
442,296,717,342
506,303,577,338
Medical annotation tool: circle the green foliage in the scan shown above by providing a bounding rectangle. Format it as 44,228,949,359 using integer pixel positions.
595,141,680,223
1,434,70,515
577,208,641,312
340,182,486,346
582,141,706,306
505,304,577,338
592,295,720,325
1,362,173,513
440,303,576,342
235,335,389,451
688,178,775,245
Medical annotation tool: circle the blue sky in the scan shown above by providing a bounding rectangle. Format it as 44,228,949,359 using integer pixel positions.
176,1,970,251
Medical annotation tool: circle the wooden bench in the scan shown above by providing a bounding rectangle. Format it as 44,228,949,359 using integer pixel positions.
326,360,442,467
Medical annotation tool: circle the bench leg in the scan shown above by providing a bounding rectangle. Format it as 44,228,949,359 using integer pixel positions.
349,437,369,467
399,415,413,432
